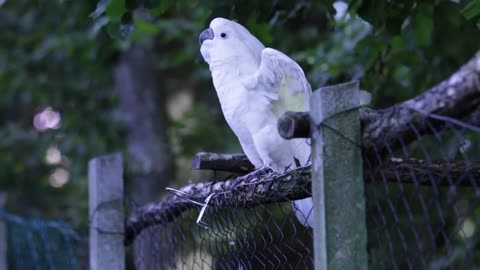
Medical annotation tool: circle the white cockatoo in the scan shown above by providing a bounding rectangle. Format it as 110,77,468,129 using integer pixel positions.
199,17,313,227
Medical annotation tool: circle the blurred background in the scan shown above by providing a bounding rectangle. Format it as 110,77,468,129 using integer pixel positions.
0,0,479,269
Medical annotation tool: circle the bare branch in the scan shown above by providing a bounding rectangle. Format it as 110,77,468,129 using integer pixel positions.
125,167,311,245
361,48,480,155
277,112,310,139
366,158,480,186
278,50,480,158
191,152,254,174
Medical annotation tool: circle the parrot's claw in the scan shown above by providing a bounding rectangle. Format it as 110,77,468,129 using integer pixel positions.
242,166,271,180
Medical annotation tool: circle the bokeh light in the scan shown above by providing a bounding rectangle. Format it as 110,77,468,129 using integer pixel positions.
45,146,62,165
33,107,61,131
48,168,70,188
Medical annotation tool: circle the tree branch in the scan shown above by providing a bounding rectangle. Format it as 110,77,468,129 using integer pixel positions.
125,158,480,245
125,167,311,245
277,111,310,139
279,50,480,159
366,158,480,186
191,152,254,174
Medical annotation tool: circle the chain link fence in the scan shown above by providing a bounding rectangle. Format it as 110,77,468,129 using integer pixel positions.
132,192,313,269
365,115,480,269
0,211,88,270
125,52,480,269
128,112,479,270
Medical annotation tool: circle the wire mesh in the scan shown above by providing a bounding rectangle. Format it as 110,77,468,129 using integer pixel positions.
131,171,314,270
129,109,479,270
364,113,480,269
0,211,88,270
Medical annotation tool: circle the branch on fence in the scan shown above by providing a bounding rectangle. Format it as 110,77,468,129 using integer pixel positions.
361,49,480,154
464,104,480,125
125,157,480,245
367,158,480,186
125,166,311,245
278,112,310,139
279,50,480,158
191,152,255,174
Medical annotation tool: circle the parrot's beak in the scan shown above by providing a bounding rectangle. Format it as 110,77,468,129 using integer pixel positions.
199,28,214,45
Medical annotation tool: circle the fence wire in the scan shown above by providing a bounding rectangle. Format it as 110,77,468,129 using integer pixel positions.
132,184,314,269
130,111,479,270
365,114,480,269
0,211,88,270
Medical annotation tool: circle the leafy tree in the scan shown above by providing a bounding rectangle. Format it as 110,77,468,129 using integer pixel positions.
0,0,479,267
0,0,123,228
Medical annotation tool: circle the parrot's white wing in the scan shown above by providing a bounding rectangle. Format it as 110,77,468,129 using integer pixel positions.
245,48,314,228
249,47,312,164
245,48,312,114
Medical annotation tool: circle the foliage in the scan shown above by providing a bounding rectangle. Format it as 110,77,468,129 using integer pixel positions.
0,0,123,228
462,0,480,19
1,0,479,240
95,0,480,107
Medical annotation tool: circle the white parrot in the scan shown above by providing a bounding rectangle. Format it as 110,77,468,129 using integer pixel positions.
199,17,313,227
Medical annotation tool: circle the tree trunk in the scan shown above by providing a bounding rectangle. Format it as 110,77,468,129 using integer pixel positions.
113,44,173,270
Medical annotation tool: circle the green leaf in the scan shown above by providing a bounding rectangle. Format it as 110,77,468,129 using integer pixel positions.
384,1,414,35
412,4,433,46
462,0,480,20
105,12,135,40
135,17,160,36
106,0,126,21
106,21,123,39
150,0,174,16
356,0,386,27
348,0,363,12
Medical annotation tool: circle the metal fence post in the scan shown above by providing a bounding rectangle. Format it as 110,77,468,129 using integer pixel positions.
311,81,368,270
89,153,125,270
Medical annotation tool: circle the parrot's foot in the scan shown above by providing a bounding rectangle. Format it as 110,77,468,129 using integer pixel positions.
242,166,272,180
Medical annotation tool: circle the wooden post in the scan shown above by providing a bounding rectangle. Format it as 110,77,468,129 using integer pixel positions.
0,193,7,270
89,153,125,270
311,81,368,270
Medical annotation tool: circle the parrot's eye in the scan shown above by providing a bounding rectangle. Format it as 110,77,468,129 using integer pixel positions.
220,33,227,38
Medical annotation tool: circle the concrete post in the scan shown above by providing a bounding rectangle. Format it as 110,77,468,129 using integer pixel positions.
311,81,368,270
89,153,125,270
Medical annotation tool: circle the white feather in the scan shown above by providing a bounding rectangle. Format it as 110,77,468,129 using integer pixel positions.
200,17,314,227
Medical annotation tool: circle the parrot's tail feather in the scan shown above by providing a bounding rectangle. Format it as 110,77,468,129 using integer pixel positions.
292,197,313,228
